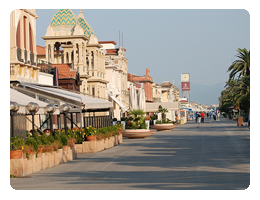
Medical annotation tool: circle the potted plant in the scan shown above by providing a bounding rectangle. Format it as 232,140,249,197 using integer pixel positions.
85,126,97,141
150,106,176,131
144,115,151,129
158,105,168,119
151,115,157,125
120,117,127,129
10,136,25,159
112,118,117,125
60,134,69,151
22,145,34,159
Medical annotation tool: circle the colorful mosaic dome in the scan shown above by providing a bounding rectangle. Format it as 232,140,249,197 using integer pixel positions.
51,9,77,27
78,17,94,35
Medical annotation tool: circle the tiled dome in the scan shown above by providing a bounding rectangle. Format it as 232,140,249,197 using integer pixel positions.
77,10,94,35
51,9,77,27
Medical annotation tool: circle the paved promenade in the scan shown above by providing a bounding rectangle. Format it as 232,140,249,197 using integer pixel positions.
10,116,250,190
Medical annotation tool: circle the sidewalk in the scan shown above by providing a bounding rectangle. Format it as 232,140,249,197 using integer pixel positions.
10,116,250,190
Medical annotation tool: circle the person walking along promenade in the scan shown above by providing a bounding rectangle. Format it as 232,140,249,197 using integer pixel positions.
201,112,205,123
198,112,201,124
195,112,198,123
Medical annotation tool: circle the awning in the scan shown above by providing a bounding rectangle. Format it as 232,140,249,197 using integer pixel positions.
10,88,59,115
145,102,179,112
21,83,113,110
109,95,128,111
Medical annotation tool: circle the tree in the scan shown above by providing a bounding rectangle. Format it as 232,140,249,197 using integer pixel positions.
227,48,250,84
158,105,168,119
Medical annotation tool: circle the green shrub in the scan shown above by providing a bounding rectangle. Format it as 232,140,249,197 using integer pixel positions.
60,134,68,146
10,136,25,150
47,134,55,143
25,137,38,152
40,134,50,145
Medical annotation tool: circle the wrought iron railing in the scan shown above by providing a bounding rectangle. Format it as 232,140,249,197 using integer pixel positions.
83,116,111,129
16,47,36,66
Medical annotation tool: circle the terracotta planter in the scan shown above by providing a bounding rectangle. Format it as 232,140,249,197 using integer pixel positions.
150,124,177,131
86,136,96,141
38,148,43,154
63,146,68,152
10,150,22,159
122,129,156,139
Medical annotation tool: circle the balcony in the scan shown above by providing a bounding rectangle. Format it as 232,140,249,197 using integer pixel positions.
16,47,37,66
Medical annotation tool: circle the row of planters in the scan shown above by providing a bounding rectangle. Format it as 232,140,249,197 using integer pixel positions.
10,123,124,159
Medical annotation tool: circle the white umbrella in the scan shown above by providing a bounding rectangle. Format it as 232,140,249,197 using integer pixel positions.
129,83,138,110
138,83,146,111
133,85,138,110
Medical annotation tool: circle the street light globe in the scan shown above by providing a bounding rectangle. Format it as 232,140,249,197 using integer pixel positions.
26,102,39,114
10,101,20,112
45,104,56,114
61,104,70,113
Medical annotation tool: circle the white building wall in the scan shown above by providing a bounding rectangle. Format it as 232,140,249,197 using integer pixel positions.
38,72,53,86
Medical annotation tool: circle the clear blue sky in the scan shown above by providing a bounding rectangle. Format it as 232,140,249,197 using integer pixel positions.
35,9,249,105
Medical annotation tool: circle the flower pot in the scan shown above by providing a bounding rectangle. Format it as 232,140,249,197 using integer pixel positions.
121,121,126,129
63,146,68,152
150,124,177,131
10,150,23,159
86,136,96,141
145,120,150,129
38,148,43,154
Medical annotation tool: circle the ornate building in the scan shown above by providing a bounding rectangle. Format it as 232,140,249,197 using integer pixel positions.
41,9,108,98
99,41,129,120
10,9,39,83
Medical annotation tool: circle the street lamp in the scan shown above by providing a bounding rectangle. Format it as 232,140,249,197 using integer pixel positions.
61,104,70,135
10,101,20,138
26,102,39,137
45,104,56,135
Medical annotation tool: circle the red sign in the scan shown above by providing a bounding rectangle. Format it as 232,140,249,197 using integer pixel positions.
182,82,190,91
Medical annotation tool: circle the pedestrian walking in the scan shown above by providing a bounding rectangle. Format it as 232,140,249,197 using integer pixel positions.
213,111,216,120
198,112,201,124
209,112,212,118
195,112,198,123
201,112,205,123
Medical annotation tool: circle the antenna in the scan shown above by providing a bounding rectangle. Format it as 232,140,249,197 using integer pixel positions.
119,31,120,47
122,32,123,47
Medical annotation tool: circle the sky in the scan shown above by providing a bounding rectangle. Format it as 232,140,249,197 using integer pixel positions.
34,8,250,105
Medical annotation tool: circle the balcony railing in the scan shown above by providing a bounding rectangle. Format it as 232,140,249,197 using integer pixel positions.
16,47,36,66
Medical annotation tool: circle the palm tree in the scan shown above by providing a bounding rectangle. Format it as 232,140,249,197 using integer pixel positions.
227,48,250,84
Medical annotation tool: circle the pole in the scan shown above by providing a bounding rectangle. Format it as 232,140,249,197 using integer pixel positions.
50,113,53,135
64,112,67,135
10,112,15,138
32,113,35,138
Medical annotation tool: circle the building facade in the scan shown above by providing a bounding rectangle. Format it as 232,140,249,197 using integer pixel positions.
99,41,129,120
41,9,108,98
10,9,40,84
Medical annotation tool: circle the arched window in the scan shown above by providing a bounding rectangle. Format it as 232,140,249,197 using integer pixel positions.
16,20,21,48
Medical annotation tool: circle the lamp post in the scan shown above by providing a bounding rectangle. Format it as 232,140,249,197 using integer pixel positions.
61,104,70,135
10,101,20,138
26,102,39,137
45,104,56,135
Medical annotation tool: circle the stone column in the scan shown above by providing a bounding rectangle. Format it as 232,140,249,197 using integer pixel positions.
45,43,49,63
73,43,77,69
50,42,55,64
83,44,87,72
63,49,67,63
88,50,92,70
68,50,72,64
79,43,83,64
